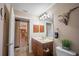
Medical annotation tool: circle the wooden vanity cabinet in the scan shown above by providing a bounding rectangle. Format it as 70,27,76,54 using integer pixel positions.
32,38,53,56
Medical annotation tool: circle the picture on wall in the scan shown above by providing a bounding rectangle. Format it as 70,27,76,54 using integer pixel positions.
33,25,39,32
40,25,44,32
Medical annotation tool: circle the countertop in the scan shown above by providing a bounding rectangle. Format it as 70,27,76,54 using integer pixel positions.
32,36,53,43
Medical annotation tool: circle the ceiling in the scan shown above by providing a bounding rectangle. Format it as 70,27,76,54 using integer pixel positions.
13,3,54,16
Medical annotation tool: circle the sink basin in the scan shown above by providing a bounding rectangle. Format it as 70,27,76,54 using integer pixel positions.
32,36,53,43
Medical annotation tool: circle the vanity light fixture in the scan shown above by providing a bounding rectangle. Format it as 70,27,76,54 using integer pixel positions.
39,12,50,20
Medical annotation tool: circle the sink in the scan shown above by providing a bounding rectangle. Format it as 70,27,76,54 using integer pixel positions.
32,36,53,43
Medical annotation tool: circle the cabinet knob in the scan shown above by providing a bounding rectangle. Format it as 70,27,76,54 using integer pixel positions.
43,48,50,52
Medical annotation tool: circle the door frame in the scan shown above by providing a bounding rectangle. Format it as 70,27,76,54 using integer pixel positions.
14,17,30,55
2,5,10,56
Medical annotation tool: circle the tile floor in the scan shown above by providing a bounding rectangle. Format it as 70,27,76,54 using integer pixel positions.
15,46,33,56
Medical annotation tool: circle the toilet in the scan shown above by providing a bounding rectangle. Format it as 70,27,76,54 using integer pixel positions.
56,46,76,56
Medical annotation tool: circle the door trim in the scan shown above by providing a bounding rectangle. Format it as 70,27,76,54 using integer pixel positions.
2,5,10,56
14,17,30,55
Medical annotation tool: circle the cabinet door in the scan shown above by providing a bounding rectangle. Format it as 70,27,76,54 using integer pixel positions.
32,39,37,56
48,42,53,55
43,42,53,56
32,44,37,56
37,44,43,56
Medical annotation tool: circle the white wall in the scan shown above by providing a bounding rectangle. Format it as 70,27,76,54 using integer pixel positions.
30,19,46,37
9,7,15,56
30,19,53,37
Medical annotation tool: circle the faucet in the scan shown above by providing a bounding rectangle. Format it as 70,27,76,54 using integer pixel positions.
42,36,46,40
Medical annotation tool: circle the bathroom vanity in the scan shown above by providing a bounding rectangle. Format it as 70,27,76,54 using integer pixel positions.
32,37,53,56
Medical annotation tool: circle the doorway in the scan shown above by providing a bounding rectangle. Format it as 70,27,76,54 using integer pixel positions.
14,18,29,56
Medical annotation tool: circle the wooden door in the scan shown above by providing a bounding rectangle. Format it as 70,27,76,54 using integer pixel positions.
3,5,9,56
15,19,29,48
15,21,20,48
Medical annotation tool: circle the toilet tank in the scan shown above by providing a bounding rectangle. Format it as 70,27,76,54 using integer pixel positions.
56,46,76,56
